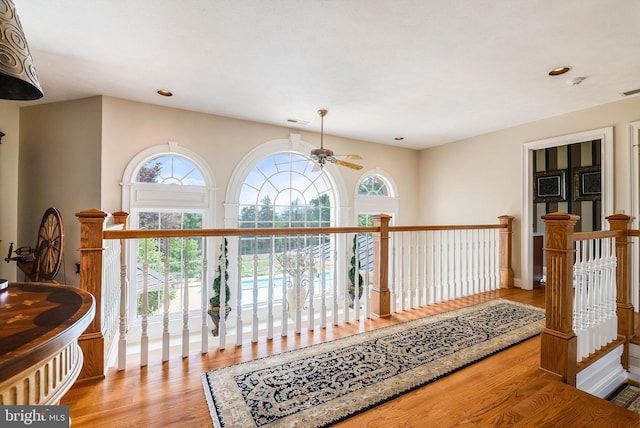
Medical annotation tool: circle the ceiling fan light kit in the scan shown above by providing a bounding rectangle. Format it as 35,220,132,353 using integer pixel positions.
310,109,363,171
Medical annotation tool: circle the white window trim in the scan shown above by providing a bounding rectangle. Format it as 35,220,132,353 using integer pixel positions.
629,120,640,309
121,141,217,221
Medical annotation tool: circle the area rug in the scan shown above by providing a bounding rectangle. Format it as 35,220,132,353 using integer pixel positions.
608,383,640,414
202,299,545,427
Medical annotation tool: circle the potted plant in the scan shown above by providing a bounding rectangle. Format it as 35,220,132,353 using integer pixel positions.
348,234,364,308
208,238,231,336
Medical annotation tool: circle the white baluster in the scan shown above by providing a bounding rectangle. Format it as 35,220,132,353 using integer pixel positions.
320,234,327,328
267,236,274,340
343,234,350,324
364,233,371,319
295,236,302,334
354,234,361,321
252,236,259,343
308,239,315,331
399,232,406,310
117,236,128,371
332,233,340,325
182,239,190,358
218,238,227,349
234,237,242,346
282,242,289,336
573,240,585,360
200,239,208,354
408,231,414,307
162,238,170,361
390,233,397,313
452,230,459,299
141,239,149,367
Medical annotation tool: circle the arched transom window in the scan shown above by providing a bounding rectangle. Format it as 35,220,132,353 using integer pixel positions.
238,153,334,228
358,175,389,196
355,172,398,226
135,155,205,185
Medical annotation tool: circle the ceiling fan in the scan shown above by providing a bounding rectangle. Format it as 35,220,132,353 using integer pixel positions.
310,109,363,171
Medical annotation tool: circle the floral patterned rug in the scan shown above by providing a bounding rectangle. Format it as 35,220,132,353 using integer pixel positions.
202,299,545,427
608,383,640,414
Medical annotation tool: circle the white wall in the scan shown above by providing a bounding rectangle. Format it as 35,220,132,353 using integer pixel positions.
17,93,640,288
19,97,102,286
101,96,420,226
0,101,21,281
418,95,640,285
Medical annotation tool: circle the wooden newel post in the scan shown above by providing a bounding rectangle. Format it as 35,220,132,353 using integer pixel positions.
76,208,109,380
607,213,634,369
498,215,514,288
371,213,391,318
539,212,578,385
112,211,129,228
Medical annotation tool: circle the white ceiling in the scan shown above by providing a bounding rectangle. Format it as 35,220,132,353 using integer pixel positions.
12,0,640,150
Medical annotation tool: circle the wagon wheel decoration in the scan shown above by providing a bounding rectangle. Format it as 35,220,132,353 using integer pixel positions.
5,207,64,282
34,207,64,281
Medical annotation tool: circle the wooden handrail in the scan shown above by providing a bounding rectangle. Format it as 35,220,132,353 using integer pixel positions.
104,226,378,239
572,230,621,241
389,224,506,232
78,209,515,372
104,222,506,240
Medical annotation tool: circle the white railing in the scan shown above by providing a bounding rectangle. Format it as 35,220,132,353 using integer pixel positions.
124,232,374,368
573,234,618,361
389,228,500,312
76,211,514,373
101,222,124,358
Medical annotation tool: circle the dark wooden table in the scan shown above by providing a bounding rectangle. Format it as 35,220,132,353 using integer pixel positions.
0,281,95,404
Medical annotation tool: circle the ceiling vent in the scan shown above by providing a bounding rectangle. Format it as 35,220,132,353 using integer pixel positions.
622,88,640,97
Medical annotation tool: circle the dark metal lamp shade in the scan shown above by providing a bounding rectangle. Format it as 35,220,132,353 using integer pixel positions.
0,0,43,100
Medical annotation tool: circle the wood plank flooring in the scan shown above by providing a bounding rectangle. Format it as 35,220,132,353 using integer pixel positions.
61,288,639,427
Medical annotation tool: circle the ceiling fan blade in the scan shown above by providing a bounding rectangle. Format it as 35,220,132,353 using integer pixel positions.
338,154,362,160
334,159,363,170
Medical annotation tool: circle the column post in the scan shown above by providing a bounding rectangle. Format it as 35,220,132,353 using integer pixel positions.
498,215,515,288
540,212,578,386
371,214,391,318
76,208,109,380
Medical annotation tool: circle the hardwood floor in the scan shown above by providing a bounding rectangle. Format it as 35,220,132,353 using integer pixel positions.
61,288,639,427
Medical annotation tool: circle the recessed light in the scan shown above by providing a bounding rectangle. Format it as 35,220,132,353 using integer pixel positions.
157,89,173,97
548,66,571,76
394,136,404,141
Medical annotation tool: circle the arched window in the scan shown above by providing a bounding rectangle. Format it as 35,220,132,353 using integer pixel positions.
135,155,205,185
229,137,345,310
355,170,398,226
358,175,389,196
238,153,334,228
122,143,216,321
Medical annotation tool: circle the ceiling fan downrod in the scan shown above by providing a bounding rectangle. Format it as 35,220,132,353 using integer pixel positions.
318,109,327,150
